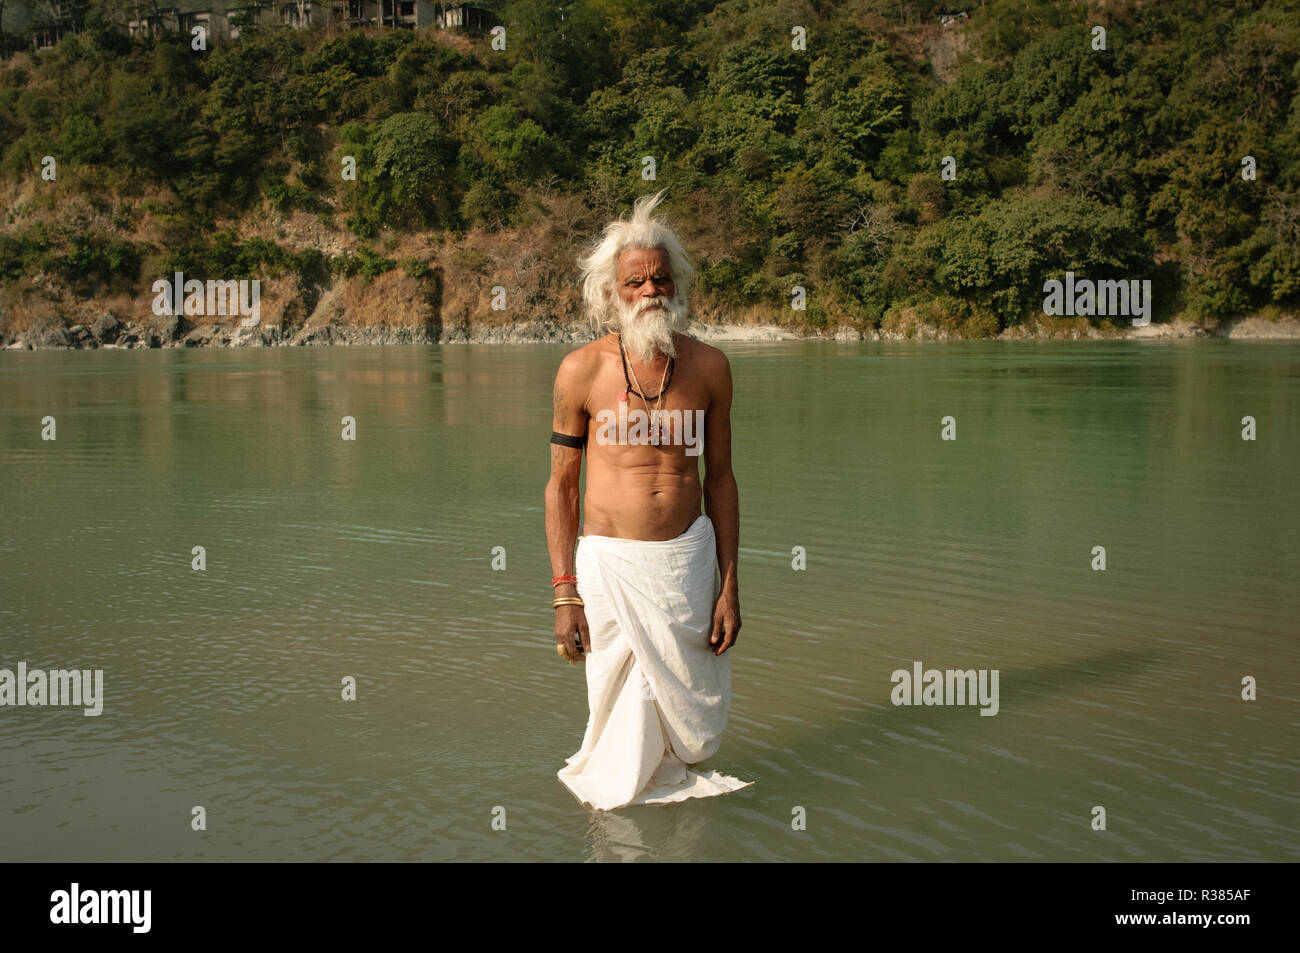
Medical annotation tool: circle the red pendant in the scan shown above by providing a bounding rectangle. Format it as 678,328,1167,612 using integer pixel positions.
618,390,628,403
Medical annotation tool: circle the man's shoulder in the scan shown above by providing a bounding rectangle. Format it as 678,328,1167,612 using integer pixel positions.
680,334,730,373
556,336,611,380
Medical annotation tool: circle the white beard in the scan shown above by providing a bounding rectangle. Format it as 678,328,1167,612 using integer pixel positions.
613,294,689,362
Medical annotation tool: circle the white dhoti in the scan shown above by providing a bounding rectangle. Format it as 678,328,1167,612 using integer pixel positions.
558,514,753,810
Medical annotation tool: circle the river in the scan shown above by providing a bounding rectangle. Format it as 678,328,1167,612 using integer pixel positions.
1,340,1296,861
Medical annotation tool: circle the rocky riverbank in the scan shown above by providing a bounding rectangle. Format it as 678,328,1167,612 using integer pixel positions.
3,311,1298,350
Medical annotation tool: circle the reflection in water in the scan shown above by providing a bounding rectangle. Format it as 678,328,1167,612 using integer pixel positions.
586,806,713,863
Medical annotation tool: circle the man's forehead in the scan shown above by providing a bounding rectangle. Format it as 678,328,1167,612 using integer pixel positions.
617,247,672,275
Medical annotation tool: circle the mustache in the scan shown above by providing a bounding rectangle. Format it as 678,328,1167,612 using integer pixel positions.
610,293,687,335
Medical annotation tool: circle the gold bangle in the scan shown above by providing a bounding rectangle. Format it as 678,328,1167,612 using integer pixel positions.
552,597,584,608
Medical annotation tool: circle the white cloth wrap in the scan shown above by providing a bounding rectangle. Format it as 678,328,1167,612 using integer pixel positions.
557,514,753,810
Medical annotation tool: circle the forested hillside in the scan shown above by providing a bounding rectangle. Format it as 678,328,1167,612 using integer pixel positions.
1,0,1297,343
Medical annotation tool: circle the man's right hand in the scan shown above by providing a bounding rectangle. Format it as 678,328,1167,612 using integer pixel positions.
554,604,591,663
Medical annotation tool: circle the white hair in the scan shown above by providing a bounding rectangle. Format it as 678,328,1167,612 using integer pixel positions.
577,189,695,333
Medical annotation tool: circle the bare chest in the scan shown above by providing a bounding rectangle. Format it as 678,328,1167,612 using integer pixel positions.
586,360,710,458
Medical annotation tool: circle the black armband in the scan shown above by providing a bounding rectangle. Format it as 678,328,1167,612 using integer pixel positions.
550,431,587,449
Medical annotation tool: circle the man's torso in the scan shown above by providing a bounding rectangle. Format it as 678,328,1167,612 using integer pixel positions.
577,333,715,541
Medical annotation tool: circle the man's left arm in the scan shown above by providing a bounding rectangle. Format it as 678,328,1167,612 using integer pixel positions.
703,350,740,655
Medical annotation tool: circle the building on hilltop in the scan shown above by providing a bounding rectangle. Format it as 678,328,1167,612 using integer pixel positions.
374,0,436,29
434,2,490,34
0,0,486,51
244,0,437,32
127,3,232,41
2,0,76,50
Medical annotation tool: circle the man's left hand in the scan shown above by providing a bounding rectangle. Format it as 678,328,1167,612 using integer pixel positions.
709,590,741,655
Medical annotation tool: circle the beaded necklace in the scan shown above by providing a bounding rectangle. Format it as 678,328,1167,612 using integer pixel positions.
616,333,673,400
617,333,673,444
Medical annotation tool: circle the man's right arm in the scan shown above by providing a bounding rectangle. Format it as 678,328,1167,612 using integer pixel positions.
544,351,591,658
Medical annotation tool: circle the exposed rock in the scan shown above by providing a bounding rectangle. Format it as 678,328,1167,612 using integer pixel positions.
1223,315,1300,339
184,326,215,347
437,322,472,343
1128,320,1212,339
153,312,181,342
9,301,1299,350
445,317,593,344
687,321,800,342
45,326,72,348
91,313,122,343
287,317,437,346
225,322,274,347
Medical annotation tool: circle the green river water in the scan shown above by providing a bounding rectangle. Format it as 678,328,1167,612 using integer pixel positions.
1,340,1296,861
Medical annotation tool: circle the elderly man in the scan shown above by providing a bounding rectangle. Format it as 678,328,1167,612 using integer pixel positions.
544,190,752,810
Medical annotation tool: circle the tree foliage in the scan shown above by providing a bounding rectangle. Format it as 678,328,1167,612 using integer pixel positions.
0,0,1296,327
